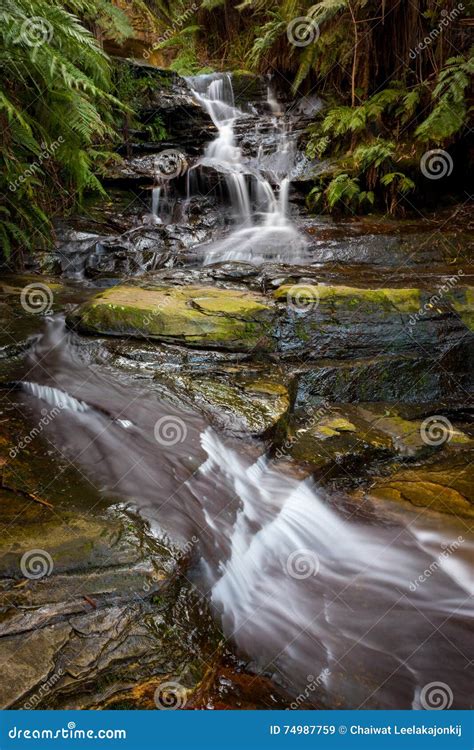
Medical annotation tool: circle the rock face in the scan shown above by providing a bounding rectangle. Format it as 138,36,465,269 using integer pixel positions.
274,283,470,359
113,60,216,156
0,489,222,709
156,368,290,436
68,284,275,351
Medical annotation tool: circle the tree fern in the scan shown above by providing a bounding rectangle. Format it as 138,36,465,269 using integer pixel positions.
0,0,130,262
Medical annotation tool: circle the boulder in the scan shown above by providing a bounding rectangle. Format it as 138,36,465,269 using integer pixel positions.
274,283,473,359
68,284,275,351
156,367,290,435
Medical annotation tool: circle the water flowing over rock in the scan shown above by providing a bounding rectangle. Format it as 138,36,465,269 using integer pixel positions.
2,56,473,712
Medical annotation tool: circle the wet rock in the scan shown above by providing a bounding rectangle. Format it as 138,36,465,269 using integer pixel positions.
69,284,275,352
274,283,473,359
295,349,473,406
0,482,224,709
280,408,392,477
52,225,215,280
362,451,474,518
301,225,474,273
114,60,216,154
278,403,471,478
156,367,290,435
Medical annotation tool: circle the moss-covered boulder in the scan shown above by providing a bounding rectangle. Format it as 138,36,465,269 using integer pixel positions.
274,283,472,359
363,453,474,518
276,403,471,479
274,283,421,312
278,406,394,476
68,284,275,351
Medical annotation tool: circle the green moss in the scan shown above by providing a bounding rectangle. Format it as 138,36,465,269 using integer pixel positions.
447,287,474,331
275,284,421,314
70,285,275,352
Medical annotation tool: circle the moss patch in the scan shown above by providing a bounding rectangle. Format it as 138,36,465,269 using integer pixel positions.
274,284,421,313
69,285,275,352
447,287,474,331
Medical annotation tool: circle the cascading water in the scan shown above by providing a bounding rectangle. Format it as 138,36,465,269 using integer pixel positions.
186,73,308,264
15,316,474,709
151,186,162,224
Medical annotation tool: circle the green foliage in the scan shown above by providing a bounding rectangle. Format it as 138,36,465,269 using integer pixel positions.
146,115,168,142
415,54,474,142
325,173,360,209
352,141,395,171
0,0,131,261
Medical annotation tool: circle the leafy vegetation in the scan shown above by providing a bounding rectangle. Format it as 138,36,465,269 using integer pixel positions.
169,0,473,214
1,0,472,264
0,0,131,262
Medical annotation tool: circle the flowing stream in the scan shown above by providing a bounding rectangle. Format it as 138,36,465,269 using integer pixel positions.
182,73,308,264
15,316,474,709
7,71,472,710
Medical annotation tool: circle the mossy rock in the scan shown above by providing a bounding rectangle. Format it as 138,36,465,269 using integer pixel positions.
354,405,470,458
281,407,395,475
156,369,290,435
278,404,471,477
68,285,275,352
447,287,474,331
274,284,421,314
365,454,474,518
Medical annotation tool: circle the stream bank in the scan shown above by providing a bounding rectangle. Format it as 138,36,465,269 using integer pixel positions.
1,67,473,711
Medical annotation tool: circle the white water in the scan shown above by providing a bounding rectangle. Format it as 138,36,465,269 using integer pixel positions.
187,73,308,264
151,186,162,224
18,317,474,708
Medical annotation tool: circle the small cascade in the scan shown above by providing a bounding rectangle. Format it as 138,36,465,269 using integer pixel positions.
186,72,308,264
267,85,283,117
19,316,474,708
151,186,162,224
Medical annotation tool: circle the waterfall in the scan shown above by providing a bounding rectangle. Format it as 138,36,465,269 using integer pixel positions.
186,72,308,264
150,186,162,224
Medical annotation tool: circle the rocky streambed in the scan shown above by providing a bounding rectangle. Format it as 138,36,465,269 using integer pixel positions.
0,65,473,711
